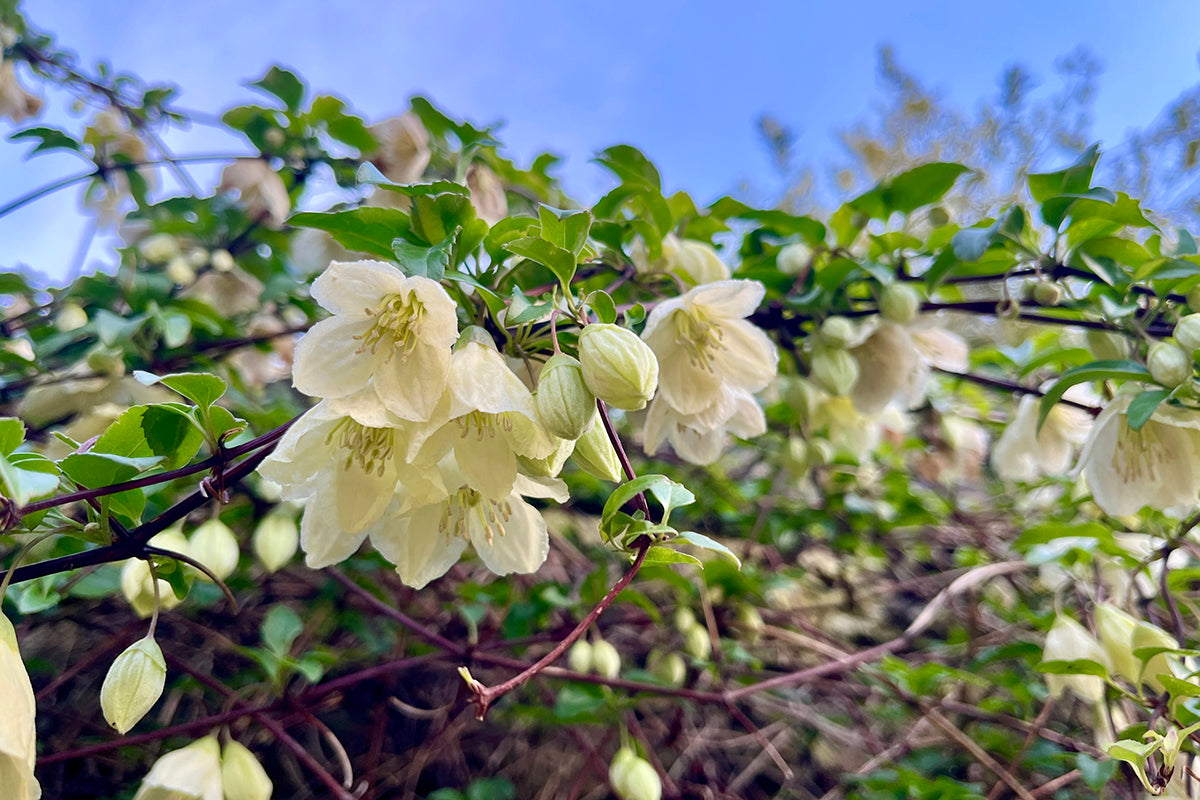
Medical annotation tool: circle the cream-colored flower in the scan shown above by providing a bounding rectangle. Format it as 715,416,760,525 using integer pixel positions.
220,741,272,800
850,319,967,415
292,260,458,423
82,110,153,228
369,112,431,184
1042,614,1109,703
643,385,766,465
1075,393,1200,516
992,394,1093,481
218,159,290,228
257,401,415,568
372,456,566,588
133,736,223,800
632,233,731,286
0,60,41,123
0,614,39,800
408,340,556,501
642,280,777,417
466,163,507,225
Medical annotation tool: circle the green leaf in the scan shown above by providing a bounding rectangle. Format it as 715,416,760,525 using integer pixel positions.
505,237,577,291
289,207,412,261
537,206,592,255
1029,144,1100,203
261,605,304,656
0,452,59,507
93,404,203,471
1035,659,1109,678
58,451,162,490
593,145,661,190
648,479,694,523
466,778,515,800
675,531,741,569
585,290,617,325
9,125,81,155
392,232,455,281
950,225,997,263
1125,389,1171,431
1039,360,1150,428
0,417,24,456
852,163,970,218
248,65,306,113
134,371,227,409
553,684,606,722
643,546,703,567
1076,754,1117,793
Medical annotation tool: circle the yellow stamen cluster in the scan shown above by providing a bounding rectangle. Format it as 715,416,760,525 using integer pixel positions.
355,291,427,360
1112,419,1170,484
439,487,514,545
455,411,513,440
673,307,724,372
326,418,395,476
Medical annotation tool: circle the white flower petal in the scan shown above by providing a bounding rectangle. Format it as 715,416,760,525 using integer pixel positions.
372,504,467,589
292,316,378,400
311,260,406,316
470,496,549,576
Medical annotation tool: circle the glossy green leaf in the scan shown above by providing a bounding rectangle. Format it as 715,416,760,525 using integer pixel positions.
289,207,412,261
675,531,741,569
1125,389,1170,431
134,371,227,409
505,237,576,291
643,546,703,567
392,231,455,281
1028,144,1100,203
0,417,24,456
1038,360,1150,428
0,451,59,507
248,65,306,113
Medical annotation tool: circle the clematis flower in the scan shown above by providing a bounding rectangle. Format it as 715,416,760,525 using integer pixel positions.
1075,393,1200,516
1042,614,1109,704
0,614,39,800
641,280,777,417
257,400,416,568
133,736,222,800
408,338,556,501
369,112,431,185
292,260,458,424
0,60,41,123
991,394,1093,482
218,159,290,228
850,319,967,415
466,163,508,225
643,384,766,465
372,455,566,588
632,233,731,286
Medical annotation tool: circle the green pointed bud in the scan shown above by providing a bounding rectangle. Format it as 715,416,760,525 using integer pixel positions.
683,625,712,661
1162,728,1183,772
536,354,597,440
610,748,662,800
591,638,621,679
252,512,298,573
1093,603,1140,684
1085,328,1127,361
1175,315,1200,353
578,323,659,410
55,303,88,333
210,249,235,273
101,635,166,734
138,232,180,265
880,283,921,324
221,740,273,800
188,519,240,582
735,605,765,640
777,242,812,276
571,421,624,482
1188,285,1200,311
817,316,855,349
810,346,859,396
649,651,687,687
567,640,593,674
1148,341,1191,388
673,607,698,633
1031,280,1063,306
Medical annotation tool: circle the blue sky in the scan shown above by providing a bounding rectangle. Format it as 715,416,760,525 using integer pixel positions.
4,0,1200,283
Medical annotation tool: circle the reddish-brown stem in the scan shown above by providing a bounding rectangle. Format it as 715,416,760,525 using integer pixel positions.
596,399,652,518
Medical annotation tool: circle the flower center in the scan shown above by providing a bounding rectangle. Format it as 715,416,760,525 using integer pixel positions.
355,291,427,361
439,487,514,544
1111,417,1173,484
673,308,724,372
455,410,514,440
326,418,395,476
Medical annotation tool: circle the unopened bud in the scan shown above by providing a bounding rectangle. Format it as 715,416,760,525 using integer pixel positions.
166,256,196,286
86,345,126,377
567,640,593,674
210,249,235,272
810,347,859,396
1188,285,1200,312
1132,619,1178,693
189,519,240,582
252,512,298,572
777,242,812,276
578,324,659,411
1093,603,1139,684
591,639,621,679
138,233,180,265
673,607,698,633
1148,341,1191,388
672,239,729,285
56,302,88,333
880,283,921,324
186,247,209,268
683,625,712,661
120,559,183,618
221,740,274,800
817,317,855,349
735,605,764,637
1086,328,1127,361
1031,280,1063,306
264,128,286,149
101,635,166,734
536,354,597,440
610,748,662,800
137,736,223,799
649,651,687,687
571,422,624,482
1176,315,1200,353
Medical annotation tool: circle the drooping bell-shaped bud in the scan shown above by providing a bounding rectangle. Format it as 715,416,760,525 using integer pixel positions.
649,651,687,687
810,346,859,396
138,233,180,265
0,613,40,800
1042,615,1108,703
252,512,299,573
1031,280,1063,306
188,519,240,582
591,638,621,679
1093,603,1140,685
55,303,88,333
673,607,698,633
571,422,624,482
578,324,659,411
776,242,812,276
536,354,597,440
609,748,662,800
101,635,166,734
1148,341,1191,388
683,625,712,661
1176,315,1200,353
567,640,593,674
134,735,222,800
879,283,921,324
220,740,273,800
817,316,856,349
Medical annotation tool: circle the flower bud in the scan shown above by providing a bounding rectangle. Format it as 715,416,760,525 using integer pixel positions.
610,748,662,800
1132,619,1178,693
683,625,712,661
120,559,182,619
138,233,180,265
672,239,730,285
578,324,659,410
777,242,812,276
56,303,88,333
735,605,765,640
86,345,126,377
221,740,273,800
673,607,698,633
879,283,921,324
1086,328,1127,361
571,422,624,482
252,512,298,573
1175,315,1200,353
817,316,856,349
567,640,593,674
136,736,223,800
188,519,240,582
1042,614,1108,703
810,346,859,396
166,256,196,286
1148,341,1191,388
591,638,621,679
1188,285,1200,312
211,249,235,272
101,635,166,734
1093,603,1140,684
536,354,597,440
649,651,687,686
517,436,573,478
1031,280,1063,306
